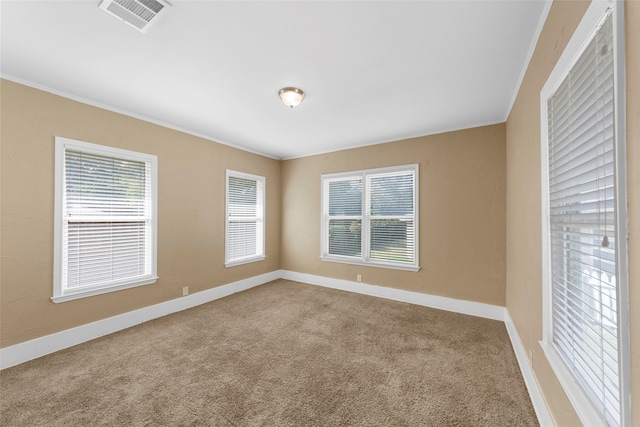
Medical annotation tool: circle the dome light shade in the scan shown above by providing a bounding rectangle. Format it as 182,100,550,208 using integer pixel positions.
279,87,305,108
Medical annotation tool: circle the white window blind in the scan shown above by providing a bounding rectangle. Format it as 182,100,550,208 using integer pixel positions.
322,165,418,271
54,137,158,303
546,10,625,427
368,171,416,264
326,177,363,257
225,170,265,266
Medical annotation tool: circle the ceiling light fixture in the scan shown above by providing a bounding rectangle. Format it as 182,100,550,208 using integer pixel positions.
279,87,305,108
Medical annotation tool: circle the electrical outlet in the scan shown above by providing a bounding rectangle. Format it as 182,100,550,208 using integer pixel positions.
182,286,189,297
356,274,362,283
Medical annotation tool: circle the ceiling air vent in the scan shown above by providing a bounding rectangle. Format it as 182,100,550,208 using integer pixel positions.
99,0,170,33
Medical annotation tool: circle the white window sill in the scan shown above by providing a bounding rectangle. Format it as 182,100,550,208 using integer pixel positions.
539,340,609,427
321,255,420,272
52,276,158,303
225,255,266,268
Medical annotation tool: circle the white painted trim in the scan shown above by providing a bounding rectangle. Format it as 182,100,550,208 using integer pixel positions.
319,256,420,272
52,276,159,304
539,1,630,426
504,311,554,427
1,74,506,163
53,136,159,303
2,270,505,369
280,270,505,321
505,0,553,120
282,271,555,426
611,3,632,425
320,164,420,272
224,256,266,268
0,74,279,161
539,340,609,427
283,272,556,426
279,119,506,161
1,268,552,427
225,169,266,266
0,270,281,370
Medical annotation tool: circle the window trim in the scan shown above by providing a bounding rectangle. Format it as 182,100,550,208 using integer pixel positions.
53,137,158,303
320,164,419,272
224,169,266,267
539,1,631,426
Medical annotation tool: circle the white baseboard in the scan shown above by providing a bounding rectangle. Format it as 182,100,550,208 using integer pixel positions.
504,311,554,427
0,270,281,370
280,270,506,321
282,270,552,426
0,268,553,427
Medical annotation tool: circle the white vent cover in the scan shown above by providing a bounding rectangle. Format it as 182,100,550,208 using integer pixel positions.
99,0,169,33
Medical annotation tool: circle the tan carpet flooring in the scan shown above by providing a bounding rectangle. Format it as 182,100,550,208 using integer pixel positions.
1,279,538,426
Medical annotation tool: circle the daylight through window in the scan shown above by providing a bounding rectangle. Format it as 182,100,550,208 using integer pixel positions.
321,164,418,271
541,4,630,426
225,170,265,266
53,137,158,303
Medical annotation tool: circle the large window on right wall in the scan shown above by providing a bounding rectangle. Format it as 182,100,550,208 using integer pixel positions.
540,1,630,426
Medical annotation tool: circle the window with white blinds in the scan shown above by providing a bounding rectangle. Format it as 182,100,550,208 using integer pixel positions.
225,170,265,266
321,164,418,271
53,137,158,303
541,4,629,426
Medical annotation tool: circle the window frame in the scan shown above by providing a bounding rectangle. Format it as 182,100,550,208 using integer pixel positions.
225,169,266,267
539,1,631,426
320,164,419,272
53,137,158,303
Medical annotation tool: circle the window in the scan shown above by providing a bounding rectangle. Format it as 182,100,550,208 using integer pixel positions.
53,137,158,303
321,164,418,271
225,170,265,266
540,3,630,426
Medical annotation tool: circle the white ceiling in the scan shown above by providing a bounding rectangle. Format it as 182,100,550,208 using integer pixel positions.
1,0,548,159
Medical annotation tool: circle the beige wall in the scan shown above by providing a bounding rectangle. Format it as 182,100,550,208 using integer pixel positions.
506,1,640,425
2,81,506,347
282,124,507,306
0,80,281,348
3,2,638,423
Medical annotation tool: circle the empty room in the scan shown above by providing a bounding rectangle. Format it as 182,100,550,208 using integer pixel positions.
1,0,638,426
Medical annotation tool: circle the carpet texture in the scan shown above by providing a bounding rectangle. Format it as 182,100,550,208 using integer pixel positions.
1,280,538,426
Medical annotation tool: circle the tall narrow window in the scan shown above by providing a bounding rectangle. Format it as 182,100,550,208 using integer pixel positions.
541,3,630,426
53,137,158,303
225,170,265,266
321,164,418,271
